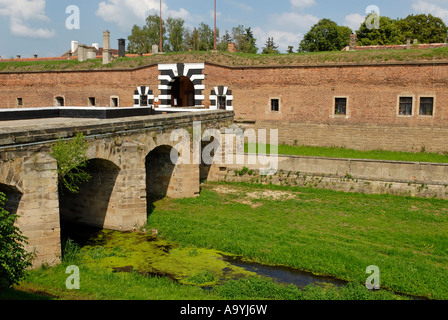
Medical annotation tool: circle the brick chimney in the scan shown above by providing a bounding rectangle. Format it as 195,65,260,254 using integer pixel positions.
349,33,357,51
228,43,237,53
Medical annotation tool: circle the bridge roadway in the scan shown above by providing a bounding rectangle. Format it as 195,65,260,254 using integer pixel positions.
0,109,234,266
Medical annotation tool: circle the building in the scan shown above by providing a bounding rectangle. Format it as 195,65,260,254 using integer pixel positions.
2,39,448,153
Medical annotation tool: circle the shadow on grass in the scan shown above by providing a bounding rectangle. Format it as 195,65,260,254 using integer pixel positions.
0,287,55,300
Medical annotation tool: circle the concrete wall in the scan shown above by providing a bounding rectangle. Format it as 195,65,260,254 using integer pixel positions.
207,152,448,199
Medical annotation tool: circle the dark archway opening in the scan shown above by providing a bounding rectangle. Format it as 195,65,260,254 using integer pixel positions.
59,158,120,247
146,145,179,215
0,183,22,216
170,76,195,107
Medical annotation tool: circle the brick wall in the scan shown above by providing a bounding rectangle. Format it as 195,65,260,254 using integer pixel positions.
2,60,448,151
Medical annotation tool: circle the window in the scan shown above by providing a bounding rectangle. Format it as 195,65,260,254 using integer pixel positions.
16,98,23,107
217,96,226,110
140,94,148,107
111,96,119,107
399,97,413,115
271,99,279,112
334,97,347,115
55,96,64,107
419,97,434,116
88,97,96,107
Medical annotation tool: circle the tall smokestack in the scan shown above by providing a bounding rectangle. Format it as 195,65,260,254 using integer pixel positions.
118,38,126,58
102,30,111,64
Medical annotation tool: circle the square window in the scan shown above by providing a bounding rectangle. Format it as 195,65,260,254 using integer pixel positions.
218,96,226,110
55,96,64,107
335,97,347,115
140,94,148,107
111,97,119,107
16,98,23,107
419,97,434,116
88,97,96,107
399,97,413,115
271,99,279,112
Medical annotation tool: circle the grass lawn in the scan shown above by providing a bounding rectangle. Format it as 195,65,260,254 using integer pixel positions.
4,182,447,300
246,143,448,163
147,182,448,300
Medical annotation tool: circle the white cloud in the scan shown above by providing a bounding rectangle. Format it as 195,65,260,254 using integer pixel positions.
290,0,317,10
96,0,191,29
0,0,55,38
344,13,365,32
412,0,448,22
253,11,319,53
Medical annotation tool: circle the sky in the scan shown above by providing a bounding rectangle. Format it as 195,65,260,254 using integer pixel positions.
1,0,448,58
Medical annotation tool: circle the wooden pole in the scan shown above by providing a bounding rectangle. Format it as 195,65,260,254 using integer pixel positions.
160,0,163,52
214,0,217,51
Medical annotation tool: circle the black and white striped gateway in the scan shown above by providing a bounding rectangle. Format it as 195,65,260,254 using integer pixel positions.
158,63,205,108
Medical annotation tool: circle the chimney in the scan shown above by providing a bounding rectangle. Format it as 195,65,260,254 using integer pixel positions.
78,44,87,62
71,40,78,53
407,37,411,49
118,38,126,57
102,30,111,64
228,43,237,53
349,33,357,51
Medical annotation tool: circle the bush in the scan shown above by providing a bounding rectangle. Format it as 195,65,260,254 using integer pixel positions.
0,192,35,291
50,132,91,194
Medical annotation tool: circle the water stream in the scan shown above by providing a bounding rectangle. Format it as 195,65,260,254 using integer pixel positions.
61,224,425,299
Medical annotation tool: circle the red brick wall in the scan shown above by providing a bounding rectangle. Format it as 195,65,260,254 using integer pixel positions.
2,61,448,151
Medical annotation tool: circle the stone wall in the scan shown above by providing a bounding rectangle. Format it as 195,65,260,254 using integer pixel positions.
207,152,448,199
0,110,234,267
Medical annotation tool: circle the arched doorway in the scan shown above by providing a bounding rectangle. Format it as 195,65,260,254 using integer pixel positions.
170,76,195,107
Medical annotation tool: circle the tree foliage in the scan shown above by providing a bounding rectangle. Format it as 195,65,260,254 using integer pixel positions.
127,14,166,53
299,19,352,52
262,37,280,54
166,17,185,52
0,192,35,291
357,14,448,46
232,25,258,53
50,132,91,194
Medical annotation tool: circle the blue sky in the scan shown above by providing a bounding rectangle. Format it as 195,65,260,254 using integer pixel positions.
1,0,448,58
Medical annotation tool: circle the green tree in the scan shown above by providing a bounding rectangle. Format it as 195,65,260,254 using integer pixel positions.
198,22,215,51
232,25,258,53
184,27,200,51
127,14,166,53
50,132,91,194
299,19,352,52
166,17,185,52
356,16,402,46
262,37,280,54
398,14,448,44
0,192,35,291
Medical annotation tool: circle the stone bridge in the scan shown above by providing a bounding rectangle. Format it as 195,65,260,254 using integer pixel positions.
0,110,234,266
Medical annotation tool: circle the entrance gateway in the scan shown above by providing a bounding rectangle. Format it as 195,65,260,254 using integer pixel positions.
132,63,232,110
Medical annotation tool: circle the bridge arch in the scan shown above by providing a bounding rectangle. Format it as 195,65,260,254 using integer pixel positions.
59,158,121,234
0,183,23,216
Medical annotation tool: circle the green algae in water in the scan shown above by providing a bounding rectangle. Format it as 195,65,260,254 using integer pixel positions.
80,229,255,287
